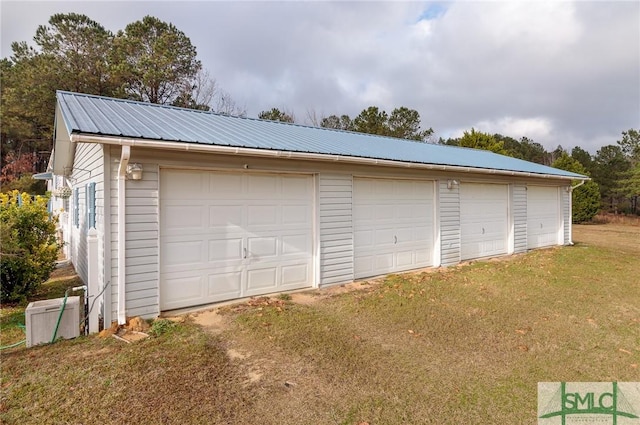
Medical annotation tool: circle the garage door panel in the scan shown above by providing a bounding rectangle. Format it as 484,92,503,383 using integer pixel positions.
161,170,314,310
208,238,243,261
163,171,206,199
527,186,560,249
354,178,435,279
354,256,374,275
460,183,509,261
161,274,204,310
207,271,242,298
281,264,309,286
354,230,374,248
247,174,278,196
282,205,308,224
247,236,277,258
210,173,242,195
353,205,373,220
396,251,414,268
375,253,394,271
246,267,277,292
375,205,395,220
247,205,277,226
209,205,243,227
281,234,310,255
163,205,204,229
415,248,431,264
163,240,204,267
375,228,395,245
282,175,311,196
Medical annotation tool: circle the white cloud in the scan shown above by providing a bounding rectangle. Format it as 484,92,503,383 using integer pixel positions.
449,116,554,141
1,0,638,153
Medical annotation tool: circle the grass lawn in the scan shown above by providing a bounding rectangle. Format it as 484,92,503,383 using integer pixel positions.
1,223,639,424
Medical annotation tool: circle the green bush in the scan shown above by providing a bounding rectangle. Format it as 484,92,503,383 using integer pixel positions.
148,319,177,337
0,191,58,303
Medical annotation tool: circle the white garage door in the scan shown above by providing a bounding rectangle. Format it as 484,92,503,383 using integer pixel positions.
354,178,435,279
160,169,314,310
460,183,509,260
527,186,560,249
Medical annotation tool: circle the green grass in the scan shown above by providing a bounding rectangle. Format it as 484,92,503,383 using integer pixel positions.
1,224,639,424
0,267,82,349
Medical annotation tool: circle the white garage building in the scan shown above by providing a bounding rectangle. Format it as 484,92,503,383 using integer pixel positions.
48,91,586,329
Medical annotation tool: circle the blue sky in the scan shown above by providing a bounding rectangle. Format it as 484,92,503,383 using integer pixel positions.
2,1,639,153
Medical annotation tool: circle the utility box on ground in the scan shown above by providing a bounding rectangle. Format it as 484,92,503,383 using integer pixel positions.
25,296,80,347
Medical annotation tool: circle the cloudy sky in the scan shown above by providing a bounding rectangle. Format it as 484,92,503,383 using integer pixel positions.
2,1,639,153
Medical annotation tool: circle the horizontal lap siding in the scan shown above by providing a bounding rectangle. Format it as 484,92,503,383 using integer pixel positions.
439,180,460,266
70,143,104,286
110,158,159,320
319,174,354,285
513,184,527,253
563,188,571,244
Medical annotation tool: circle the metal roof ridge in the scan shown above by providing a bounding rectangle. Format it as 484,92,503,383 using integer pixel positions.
56,90,441,146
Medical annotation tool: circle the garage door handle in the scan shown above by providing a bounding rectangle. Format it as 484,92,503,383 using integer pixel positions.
394,235,397,244
482,228,485,235
243,247,247,259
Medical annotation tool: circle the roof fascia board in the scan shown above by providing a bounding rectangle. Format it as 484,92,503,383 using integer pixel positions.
69,133,587,182
52,105,75,176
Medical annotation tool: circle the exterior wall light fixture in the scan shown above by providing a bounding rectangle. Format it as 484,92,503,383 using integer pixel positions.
126,163,143,180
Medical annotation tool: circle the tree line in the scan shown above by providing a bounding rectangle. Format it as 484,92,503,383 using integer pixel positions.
1,13,638,219
1,12,244,193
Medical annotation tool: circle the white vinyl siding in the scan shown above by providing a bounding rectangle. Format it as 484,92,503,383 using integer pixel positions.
110,158,160,319
563,187,571,244
439,180,461,266
512,184,527,253
69,143,104,287
460,183,509,260
353,178,435,278
318,174,354,285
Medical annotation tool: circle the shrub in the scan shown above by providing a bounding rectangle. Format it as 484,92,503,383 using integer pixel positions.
0,191,58,303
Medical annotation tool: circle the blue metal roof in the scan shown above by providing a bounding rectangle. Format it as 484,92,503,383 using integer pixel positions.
56,91,585,179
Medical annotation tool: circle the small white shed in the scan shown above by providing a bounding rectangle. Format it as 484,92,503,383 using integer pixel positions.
48,91,586,329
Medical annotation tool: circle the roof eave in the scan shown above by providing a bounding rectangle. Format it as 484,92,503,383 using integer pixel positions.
69,133,587,182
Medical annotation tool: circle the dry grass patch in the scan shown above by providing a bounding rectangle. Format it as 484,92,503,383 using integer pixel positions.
1,223,638,424
1,322,253,424
223,224,640,424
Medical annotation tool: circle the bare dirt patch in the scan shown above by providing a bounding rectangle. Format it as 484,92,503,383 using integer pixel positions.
191,310,229,335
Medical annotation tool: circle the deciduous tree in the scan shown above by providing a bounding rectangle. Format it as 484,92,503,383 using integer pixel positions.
321,114,354,131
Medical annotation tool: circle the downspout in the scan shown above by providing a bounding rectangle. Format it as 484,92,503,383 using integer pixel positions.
116,146,131,325
571,180,586,191
567,180,587,245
